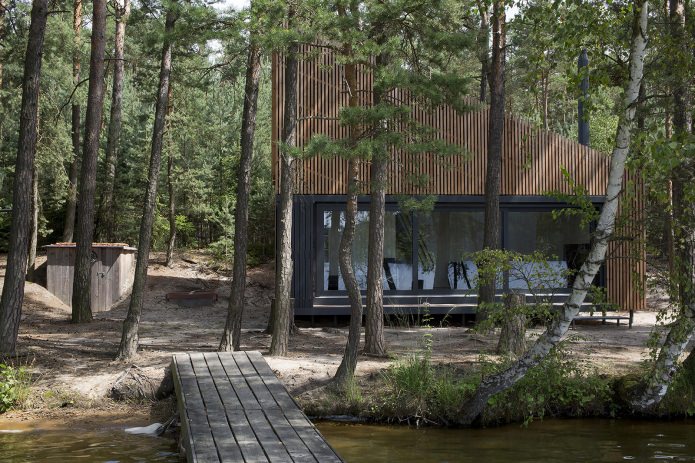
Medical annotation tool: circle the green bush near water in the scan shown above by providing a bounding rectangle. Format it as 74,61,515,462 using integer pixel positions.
0,363,31,413
378,343,613,426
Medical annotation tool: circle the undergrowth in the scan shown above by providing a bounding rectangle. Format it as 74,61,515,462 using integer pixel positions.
377,340,614,426
0,363,31,413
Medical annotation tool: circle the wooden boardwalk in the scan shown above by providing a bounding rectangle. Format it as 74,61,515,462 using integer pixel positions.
171,351,344,463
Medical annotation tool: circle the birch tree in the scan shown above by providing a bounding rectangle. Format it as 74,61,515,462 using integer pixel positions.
629,0,695,413
458,0,649,424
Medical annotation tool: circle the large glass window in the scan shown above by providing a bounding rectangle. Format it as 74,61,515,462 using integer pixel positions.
322,209,413,291
505,211,591,289
320,205,594,293
417,211,485,290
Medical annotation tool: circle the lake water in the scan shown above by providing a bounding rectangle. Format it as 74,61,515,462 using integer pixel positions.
0,426,179,462
1,418,694,462
315,419,695,463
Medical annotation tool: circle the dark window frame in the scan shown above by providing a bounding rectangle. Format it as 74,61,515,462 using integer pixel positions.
314,198,605,297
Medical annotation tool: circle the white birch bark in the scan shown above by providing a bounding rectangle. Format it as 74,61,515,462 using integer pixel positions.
458,0,649,425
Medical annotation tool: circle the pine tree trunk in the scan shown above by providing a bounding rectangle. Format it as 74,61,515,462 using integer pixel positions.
479,0,505,310
496,293,526,356
165,146,176,267
71,0,108,323
63,0,82,243
270,6,298,357
333,160,363,387
629,0,695,413
219,28,262,352
117,9,176,360
27,166,39,282
334,31,365,386
0,0,48,355
476,1,490,103
0,0,6,150
458,0,648,425
364,51,388,358
98,0,130,242
164,84,175,267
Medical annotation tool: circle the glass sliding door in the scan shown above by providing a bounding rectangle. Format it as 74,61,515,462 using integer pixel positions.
417,211,485,290
505,211,591,290
321,208,413,291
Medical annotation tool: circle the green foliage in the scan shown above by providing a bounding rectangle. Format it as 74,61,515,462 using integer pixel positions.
548,168,600,228
482,342,614,425
470,248,574,330
381,354,476,425
0,364,31,413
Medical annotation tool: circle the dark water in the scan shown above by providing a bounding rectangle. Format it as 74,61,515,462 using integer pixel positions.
0,428,179,463
316,419,695,463
2,419,694,462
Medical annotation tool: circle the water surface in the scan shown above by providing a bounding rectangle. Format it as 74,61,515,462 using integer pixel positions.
317,419,695,463
0,427,178,463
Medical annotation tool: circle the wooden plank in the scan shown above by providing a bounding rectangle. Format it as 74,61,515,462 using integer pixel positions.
219,352,262,409
227,410,270,463
204,352,242,410
173,352,342,463
246,352,300,411
283,408,343,462
233,352,280,410
264,409,318,463
172,356,221,463
245,409,293,462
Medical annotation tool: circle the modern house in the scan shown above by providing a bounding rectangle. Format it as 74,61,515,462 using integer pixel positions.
272,44,645,317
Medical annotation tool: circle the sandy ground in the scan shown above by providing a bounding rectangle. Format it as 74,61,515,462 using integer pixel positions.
0,251,668,424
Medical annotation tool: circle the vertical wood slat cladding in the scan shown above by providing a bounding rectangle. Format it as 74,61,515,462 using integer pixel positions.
272,44,645,311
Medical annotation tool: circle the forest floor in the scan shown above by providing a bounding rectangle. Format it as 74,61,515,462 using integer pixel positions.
0,251,666,428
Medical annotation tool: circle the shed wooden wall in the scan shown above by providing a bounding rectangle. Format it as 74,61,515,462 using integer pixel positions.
46,245,136,312
272,44,646,311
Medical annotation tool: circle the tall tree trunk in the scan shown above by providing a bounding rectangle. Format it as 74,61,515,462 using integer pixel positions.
63,0,82,243
71,0,108,323
476,1,490,103
27,166,39,282
0,0,48,355
364,51,388,357
458,0,648,425
630,0,695,413
270,6,298,357
98,0,130,242
117,9,176,360
219,26,262,352
334,28,364,385
478,0,505,309
0,0,6,151
165,136,176,267
333,160,362,387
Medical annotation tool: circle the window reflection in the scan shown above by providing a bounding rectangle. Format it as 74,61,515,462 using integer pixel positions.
506,211,591,289
417,211,485,290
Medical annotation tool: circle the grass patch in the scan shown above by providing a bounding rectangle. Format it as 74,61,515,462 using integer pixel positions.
0,363,31,412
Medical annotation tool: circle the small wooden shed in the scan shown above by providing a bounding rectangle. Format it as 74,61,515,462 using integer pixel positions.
46,243,136,312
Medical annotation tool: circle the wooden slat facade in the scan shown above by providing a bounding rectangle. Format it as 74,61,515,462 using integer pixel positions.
45,244,136,312
272,44,646,311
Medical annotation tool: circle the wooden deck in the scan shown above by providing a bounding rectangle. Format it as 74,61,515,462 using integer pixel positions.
171,351,344,463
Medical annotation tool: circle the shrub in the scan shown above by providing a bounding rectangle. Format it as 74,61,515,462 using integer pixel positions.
0,363,31,413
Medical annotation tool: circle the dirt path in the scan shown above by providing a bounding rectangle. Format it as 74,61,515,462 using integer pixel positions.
0,252,665,423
